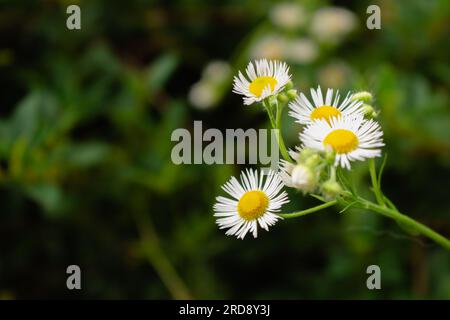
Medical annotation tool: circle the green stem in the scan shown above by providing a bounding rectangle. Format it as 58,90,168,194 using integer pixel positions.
280,200,337,219
274,102,292,162
262,99,291,162
369,159,385,206
361,199,450,250
262,100,276,128
330,165,336,181
132,210,193,299
383,194,398,211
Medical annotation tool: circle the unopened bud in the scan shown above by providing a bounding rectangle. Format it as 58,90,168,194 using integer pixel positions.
305,153,321,167
351,91,373,103
277,93,289,103
287,89,297,100
285,80,294,90
291,164,318,193
299,148,317,162
362,104,378,119
321,180,343,200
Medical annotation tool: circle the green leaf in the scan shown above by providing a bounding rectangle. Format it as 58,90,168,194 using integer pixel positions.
26,184,65,216
9,90,59,141
145,53,179,97
63,142,111,168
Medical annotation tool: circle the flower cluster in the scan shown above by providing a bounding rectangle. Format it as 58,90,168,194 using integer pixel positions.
284,85,384,200
214,59,385,239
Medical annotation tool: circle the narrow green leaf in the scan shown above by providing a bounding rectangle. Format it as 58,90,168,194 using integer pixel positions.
146,53,179,97
339,201,359,214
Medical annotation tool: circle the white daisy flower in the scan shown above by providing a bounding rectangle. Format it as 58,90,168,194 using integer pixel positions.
300,116,384,169
289,86,363,125
233,59,291,105
213,169,289,239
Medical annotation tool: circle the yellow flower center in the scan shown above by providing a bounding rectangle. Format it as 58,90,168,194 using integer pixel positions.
323,129,359,154
249,76,278,97
237,190,269,221
310,106,341,122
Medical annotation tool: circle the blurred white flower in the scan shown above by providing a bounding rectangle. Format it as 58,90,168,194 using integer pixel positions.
250,34,288,60
189,60,232,110
310,7,358,44
251,35,318,64
188,81,217,110
202,60,231,84
317,61,353,88
270,2,307,30
284,38,318,64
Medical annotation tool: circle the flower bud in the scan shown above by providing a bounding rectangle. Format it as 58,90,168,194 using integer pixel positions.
291,164,318,193
361,104,378,119
351,91,373,103
299,148,317,161
305,153,321,167
287,89,298,100
285,80,294,90
321,180,343,200
277,93,289,103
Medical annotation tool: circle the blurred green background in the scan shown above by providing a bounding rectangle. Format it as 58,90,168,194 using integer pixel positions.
0,0,449,299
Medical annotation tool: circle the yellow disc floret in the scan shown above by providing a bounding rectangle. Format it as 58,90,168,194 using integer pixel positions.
310,106,341,122
323,129,359,154
237,190,269,221
249,76,277,97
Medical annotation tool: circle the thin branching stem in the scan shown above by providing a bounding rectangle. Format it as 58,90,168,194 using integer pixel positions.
280,200,338,218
